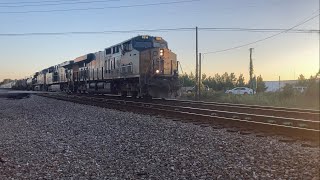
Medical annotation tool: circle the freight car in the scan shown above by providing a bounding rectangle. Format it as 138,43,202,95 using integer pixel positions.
25,35,181,98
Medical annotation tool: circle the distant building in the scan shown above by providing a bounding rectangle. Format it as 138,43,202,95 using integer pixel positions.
0,82,13,89
264,80,297,92
265,77,320,92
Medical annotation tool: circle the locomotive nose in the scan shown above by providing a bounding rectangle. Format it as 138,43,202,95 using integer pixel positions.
152,48,177,76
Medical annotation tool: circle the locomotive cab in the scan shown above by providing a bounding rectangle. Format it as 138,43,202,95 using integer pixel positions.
134,36,180,98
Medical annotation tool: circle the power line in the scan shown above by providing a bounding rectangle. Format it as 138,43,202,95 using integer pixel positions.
0,28,194,36
0,27,318,37
0,0,120,8
0,0,86,5
199,27,319,33
0,0,200,14
203,13,320,55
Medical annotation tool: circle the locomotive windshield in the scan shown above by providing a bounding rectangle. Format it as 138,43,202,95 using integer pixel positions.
132,36,168,51
134,41,153,49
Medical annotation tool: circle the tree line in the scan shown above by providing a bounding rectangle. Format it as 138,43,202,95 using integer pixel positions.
179,71,320,95
179,72,267,92
282,72,320,97
0,79,13,86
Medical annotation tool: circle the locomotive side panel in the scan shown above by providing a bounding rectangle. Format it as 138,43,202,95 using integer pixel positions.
37,74,46,86
93,52,100,81
163,50,177,75
88,60,95,81
72,64,79,82
46,73,53,85
98,51,105,80
58,66,67,83
119,49,140,78
90,51,105,81
103,48,140,80
139,50,152,76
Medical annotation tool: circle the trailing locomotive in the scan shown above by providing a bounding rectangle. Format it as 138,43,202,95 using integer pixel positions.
18,35,181,98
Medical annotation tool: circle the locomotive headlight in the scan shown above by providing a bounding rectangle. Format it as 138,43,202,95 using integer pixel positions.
160,49,164,56
156,70,160,74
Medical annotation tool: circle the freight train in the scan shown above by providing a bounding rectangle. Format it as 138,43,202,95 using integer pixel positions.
12,35,181,98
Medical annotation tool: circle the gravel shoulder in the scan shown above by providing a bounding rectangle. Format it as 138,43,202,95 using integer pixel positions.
0,95,319,179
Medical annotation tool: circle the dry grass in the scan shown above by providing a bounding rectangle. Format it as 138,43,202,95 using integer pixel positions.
180,91,320,110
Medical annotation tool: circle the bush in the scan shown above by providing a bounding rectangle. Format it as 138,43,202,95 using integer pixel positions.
281,84,294,98
305,77,319,97
178,90,319,110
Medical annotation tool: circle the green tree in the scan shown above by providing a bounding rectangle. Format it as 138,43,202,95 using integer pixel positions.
179,72,195,87
219,72,237,90
256,75,267,93
229,73,237,87
203,75,217,90
305,74,320,97
201,74,207,82
0,79,13,85
297,74,307,87
214,73,224,91
281,83,294,98
236,74,245,87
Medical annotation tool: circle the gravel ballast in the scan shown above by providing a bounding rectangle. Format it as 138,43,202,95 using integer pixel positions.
0,95,319,179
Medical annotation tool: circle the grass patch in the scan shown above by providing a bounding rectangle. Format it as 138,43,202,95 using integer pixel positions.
179,91,319,110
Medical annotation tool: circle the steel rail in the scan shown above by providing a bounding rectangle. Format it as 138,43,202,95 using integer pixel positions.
169,99,320,113
89,97,319,130
38,93,320,142
154,99,320,122
78,94,320,121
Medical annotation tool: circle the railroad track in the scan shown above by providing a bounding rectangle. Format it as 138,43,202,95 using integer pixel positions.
163,99,320,121
78,94,320,121
38,93,320,143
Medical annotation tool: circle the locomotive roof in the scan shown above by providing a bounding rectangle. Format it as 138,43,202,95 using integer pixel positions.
104,35,167,50
33,35,167,73
73,53,95,65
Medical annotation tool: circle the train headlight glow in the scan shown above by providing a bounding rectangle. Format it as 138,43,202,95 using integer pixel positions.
142,35,149,39
156,70,160,74
160,49,164,56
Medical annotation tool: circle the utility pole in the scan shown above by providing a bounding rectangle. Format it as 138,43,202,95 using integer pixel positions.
249,48,254,90
195,26,198,101
279,76,281,91
199,53,201,100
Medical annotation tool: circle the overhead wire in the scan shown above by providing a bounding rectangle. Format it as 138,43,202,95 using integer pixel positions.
0,28,194,36
0,0,200,14
0,0,82,5
0,0,120,8
0,27,318,37
199,27,319,33
203,11,320,55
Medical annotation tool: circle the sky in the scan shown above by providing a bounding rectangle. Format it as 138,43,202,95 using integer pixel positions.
0,0,319,82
